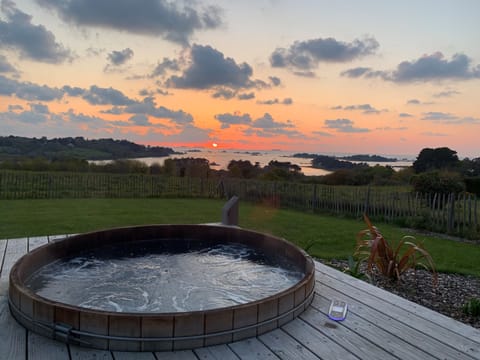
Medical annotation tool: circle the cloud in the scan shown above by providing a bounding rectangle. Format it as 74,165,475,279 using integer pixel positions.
0,54,17,73
269,76,281,86
0,1,72,63
167,44,254,90
433,89,461,98
212,88,236,100
399,113,413,118
406,98,433,105
270,36,379,74
421,111,480,124
35,0,223,44
376,126,408,131
390,52,480,82
82,85,135,105
257,97,293,105
107,48,133,66
324,118,370,133
150,57,180,77
243,113,301,137
215,112,252,129
313,130,333,137
0,75,64,100
344,52,480,82
116,97,194,125
332,103,381,114
421,131,448,137
129,114,150,126
237,92,255,100
340,67,372,78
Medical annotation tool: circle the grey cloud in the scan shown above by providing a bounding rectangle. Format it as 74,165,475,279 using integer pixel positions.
35,0,223,44
421,131,448,137
124,97,193,125
0,1,72,63
0,75,64,100
313,130,333,137
0,54,17,73
345,52,480,83
215,113,252,129
333,103,381,114
391,52,480,82
107,48,133,66
129,114,150,126
407,99,421,105
433,89,461,98
257,98,293,105
237,92,255,100
29,103,49,113
151,57,180,77
340,67,371,78
62,85,84,96
399,113,413,118
212,88,236,100
82,85,135,105
270,36,379,73
248,113,301,137
168,44,253,90
324,118,370,133
269,76,281,86
421,111,480,124
64,109,111,129
8,104,23,111
376,126,408,131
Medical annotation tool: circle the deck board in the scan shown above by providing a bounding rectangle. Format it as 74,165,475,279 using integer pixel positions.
315,266,480,359
1,236,480,360
194,344,240,359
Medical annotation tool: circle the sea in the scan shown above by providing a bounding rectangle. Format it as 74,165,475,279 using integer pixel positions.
129,148,414,177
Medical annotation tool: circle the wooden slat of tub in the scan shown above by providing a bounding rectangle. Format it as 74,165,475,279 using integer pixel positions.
69,344,113,360
316,279,470,360
258,328,320,359
314,263,480,359
194,344,241,359
228,337,279,359
28,332,69,360
155,350,199,359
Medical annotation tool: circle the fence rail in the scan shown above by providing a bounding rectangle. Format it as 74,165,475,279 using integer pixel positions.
1,170,478,238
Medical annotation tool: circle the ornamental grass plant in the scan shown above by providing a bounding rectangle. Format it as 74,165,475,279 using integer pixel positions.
355,214,437,285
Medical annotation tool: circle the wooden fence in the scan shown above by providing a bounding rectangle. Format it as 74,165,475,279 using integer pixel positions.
0,170,478,238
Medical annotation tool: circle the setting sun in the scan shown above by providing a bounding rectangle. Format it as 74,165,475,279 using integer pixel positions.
212,143,218,148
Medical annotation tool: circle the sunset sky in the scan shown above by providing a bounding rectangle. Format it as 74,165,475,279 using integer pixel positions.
1,0,479,157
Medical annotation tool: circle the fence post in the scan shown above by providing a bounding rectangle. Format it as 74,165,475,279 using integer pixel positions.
447,193,455,233
363,186,371,216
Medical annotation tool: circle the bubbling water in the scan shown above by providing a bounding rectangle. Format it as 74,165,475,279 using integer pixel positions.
26,242,304,313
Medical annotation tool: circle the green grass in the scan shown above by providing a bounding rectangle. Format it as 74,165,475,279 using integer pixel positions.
1,198,479,277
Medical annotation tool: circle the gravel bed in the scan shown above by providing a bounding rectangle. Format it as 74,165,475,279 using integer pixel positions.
321,259,480,329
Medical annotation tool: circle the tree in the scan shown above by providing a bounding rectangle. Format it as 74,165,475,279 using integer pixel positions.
413,147,460,173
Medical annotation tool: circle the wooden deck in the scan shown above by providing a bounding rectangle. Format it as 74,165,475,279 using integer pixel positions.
1,235,479,360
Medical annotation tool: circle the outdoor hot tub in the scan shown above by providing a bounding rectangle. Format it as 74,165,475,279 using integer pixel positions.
9,224,315,351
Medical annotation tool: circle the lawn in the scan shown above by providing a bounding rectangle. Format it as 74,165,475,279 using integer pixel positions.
1,198,479,277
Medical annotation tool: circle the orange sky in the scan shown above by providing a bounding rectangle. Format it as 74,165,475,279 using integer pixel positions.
1,1,479,158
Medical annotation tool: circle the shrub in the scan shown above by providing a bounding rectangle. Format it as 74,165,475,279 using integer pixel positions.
355,214,437,284
463,298,480,317
411,170,465,194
